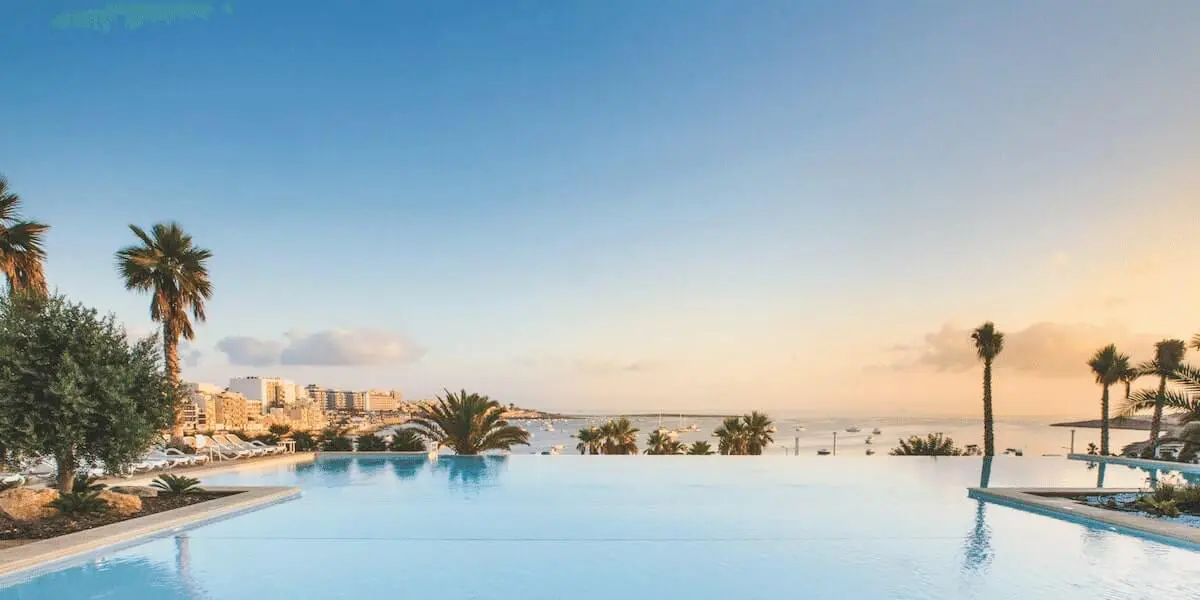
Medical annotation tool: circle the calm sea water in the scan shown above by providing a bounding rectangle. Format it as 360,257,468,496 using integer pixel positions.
1,456,1195,599
489,416,1146,456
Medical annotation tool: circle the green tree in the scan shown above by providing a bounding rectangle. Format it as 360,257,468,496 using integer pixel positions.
890,433,964,456
356,434,388,451
743,411,775,455
574,426,602,455
388,429,426,452
644,430,683,455
115,222,213,439
0,176,50,297
1087,344,1129,455
407,389,530,455
598,418,639,455
971,322,1005,457
0,294,176,491
686,441,714,455
714,416,747,455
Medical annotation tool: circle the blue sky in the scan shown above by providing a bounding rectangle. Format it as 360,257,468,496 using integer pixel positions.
2,1,1198,415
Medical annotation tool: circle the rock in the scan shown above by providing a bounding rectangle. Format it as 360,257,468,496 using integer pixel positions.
0,487,60,522
97,490,142,517
109,485,158,498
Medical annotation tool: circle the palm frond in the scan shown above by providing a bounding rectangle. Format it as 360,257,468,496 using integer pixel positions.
971,322,1004,361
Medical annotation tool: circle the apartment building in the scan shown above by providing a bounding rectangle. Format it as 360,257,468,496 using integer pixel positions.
366,389,401,412
229,376,296,408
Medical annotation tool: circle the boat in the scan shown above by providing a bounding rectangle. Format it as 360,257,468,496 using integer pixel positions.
794,425,806,432
1003,448,1024,457
817,448,831,455
871,427,882,435
865,448,875,455
846,426,861,433
541,421,555,432
864,436,873,445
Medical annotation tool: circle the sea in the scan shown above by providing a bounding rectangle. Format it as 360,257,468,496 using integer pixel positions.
486,415,1149,457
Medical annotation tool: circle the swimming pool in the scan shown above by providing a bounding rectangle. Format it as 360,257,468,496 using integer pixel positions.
2,456,1197,599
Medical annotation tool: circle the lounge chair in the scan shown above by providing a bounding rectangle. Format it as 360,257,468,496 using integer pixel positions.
225,434,285,455
142,449,194,469
195,434,251,460
1155,442,1185,460
154,445,210,466
215,434,270,457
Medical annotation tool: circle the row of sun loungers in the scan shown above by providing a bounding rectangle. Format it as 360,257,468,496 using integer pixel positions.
188,434,288,461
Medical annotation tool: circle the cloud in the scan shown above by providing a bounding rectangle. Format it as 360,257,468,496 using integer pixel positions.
883,322,1163,378
573,359,662,376
280,329,424,366
216,329,424,367
216,337,285,367
179,341,203,367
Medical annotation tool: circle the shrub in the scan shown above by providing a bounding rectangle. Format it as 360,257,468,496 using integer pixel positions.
73,474,106,492
1135,496,1181,517
268,424,292,437
890,433,964,456
150,474,204,495
323,436,353,452
50,490,109,516
292,431,318,452
388,429,425,452
356,434,388,452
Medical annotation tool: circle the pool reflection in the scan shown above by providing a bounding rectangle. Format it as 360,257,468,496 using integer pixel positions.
962,457,993,574
434,455,507,488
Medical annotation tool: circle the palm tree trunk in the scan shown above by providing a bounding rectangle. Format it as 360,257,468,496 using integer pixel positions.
163,328,184,440
1100,385,1110,456
1149,376,1167,446
982,359,995,457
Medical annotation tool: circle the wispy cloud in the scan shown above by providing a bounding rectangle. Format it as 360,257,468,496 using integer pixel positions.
216,329,425,367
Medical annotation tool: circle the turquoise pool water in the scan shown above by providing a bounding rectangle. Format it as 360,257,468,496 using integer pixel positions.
2,457,1197,599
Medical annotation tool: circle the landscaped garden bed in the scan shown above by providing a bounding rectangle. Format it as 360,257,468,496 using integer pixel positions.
0,475,237,541
1070,483,1200,529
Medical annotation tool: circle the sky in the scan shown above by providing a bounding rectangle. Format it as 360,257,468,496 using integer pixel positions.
2,1,1198,417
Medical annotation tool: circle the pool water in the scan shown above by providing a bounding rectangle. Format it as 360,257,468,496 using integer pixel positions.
1,457,1197,599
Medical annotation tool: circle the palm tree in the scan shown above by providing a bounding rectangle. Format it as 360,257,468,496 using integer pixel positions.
687,441,714,455
1136,339,1187,446
0,176,50,297
713,416,747,455
1192,333,1200,353
644,430,684,455
971,322,1005,457
1118,360,1139,407
1087,344,1128,456
575,427,602,455
890,433,964,456
406,389,530,455
742,411,774,455
115,222,212,439
1123,362,1200,426
598,418,639,455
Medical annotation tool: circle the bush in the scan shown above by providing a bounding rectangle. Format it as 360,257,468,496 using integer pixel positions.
389,429,426,452
356,434,388,452
150,474,204,495
50,490,109,516
268,424,292,437
890,433,964,456
73,474,106,492
1135,496,1181,517
323,436,353,452
292,431,318,452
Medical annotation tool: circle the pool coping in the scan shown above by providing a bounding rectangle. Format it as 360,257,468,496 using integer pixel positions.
110,452,317,486
315,451,431,458
968,486,1200,550
1066,453,1200,473
0,485,301,582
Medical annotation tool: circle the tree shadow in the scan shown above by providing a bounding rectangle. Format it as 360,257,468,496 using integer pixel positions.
962,457,993,574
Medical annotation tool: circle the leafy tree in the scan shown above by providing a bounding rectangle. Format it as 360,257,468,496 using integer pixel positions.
291,431,318,451
0,294,176,491
714,416,747,455
687,441,714,455
388,429,425,452
115,222,213,439
598,418,639,455
356,434,388,451
644,430,683,455
890,433,964,456
743,411,774,455
971,322,1004,456
1088,344,1129,455
268,424,292,437
323,436,353,451
575,426,602,455
407,389,530,455
0,176,50,297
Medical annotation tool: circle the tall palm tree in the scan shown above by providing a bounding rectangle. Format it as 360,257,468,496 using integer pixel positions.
687,441,714,455
1118,361,1139,408
713,416,747,455
971,322,1005,457
742,411,775,455
406,389,530,455
1087,344,1128,456
574,426,602,455
1137,339,1187,445
115,222,212,438
0,176,50,297
598,418,639,455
